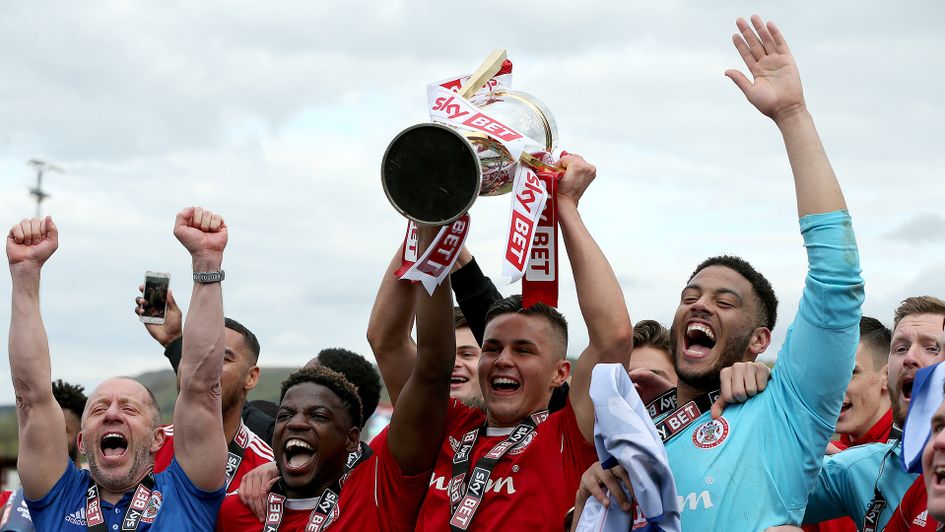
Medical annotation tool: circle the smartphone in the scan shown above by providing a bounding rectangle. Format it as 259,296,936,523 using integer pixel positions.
141,271,170,325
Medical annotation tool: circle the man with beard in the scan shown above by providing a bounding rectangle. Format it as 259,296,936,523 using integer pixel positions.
644,15,865,529
8,207,230,530
217,225,456,530
802,296,945,530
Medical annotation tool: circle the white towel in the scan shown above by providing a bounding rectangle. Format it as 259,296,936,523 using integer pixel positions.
575,364,680,532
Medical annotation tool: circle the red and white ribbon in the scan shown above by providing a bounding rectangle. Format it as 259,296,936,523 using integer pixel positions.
399,215,471,296
501,165,549,285
395,221,420,277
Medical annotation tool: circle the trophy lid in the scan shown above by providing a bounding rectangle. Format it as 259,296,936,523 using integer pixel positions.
475,90,558,151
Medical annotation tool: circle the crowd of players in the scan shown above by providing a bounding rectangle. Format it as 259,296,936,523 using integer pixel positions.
2,14,945,532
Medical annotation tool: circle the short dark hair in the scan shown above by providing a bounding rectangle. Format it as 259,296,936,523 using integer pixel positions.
315,347,380,428
226,317,260,363
632,320,671,354
859,316,892,370
689,255,778,331
280,365,363,428
453,307,468,330
52,380,87,420
893,296,945,332
484,295,568,356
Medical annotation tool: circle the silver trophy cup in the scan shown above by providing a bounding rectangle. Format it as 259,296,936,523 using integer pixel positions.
382,90,558,225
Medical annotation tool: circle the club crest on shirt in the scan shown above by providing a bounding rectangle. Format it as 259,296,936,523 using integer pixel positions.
141,490,163,524
692,418,729,449
508,431,536,455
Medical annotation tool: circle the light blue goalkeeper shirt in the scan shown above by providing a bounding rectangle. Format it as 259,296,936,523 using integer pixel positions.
665,210,864,530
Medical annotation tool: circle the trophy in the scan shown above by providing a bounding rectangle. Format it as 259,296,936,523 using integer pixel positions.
382,88,558,225
383,50,563,307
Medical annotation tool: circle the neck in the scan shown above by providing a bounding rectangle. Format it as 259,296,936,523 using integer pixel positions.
284,474,342,501
223,400,243,443
675,380,707,406
97,470,151,505
852,402,892,441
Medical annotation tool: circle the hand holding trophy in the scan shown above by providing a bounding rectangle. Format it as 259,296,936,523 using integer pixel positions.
382,50,565,307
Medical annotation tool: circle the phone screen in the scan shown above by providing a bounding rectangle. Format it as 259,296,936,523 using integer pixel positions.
142,275,170,319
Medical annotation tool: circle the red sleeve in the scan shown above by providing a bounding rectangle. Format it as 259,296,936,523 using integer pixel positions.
0,490,11,510
153,431,174,473
215,493,262,532
366,429,433,531
884,476,933,532
556,398,599,500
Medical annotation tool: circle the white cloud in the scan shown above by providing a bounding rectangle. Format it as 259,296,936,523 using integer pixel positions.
1,1,945,402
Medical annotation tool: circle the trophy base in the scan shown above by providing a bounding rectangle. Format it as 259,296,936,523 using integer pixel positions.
382,123,482,225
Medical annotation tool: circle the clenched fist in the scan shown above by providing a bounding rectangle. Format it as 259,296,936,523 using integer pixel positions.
7,216,59,272
174,207,227,261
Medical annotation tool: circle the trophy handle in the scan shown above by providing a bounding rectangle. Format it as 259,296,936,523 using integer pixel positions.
520,152,562,173
458,49,508,100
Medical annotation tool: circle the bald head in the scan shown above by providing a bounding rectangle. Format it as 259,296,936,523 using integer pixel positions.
84,377,162,429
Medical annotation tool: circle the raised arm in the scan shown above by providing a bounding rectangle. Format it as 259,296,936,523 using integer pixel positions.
366,244,418,405
386,226,455,475
725,15,846,217
6,217,66,499
451,249,503,345
172,207,228,492
557,156,635,442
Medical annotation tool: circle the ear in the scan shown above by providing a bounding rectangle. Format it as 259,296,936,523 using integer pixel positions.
77,431,87,454
244,366,260,393
149,426,167,455
346,426,362,454
880,364,889,393
745,327,772,361
552,359,571,388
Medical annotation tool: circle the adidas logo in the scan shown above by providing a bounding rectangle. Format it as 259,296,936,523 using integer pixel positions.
64,507,87,526
913,509,928,527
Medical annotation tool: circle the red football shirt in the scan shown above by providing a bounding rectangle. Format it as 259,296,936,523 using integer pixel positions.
154,421,274,493
884,475,940,532
215,429,429,531
415,398,597,531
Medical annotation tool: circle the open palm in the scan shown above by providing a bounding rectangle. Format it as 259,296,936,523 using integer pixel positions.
725,16,805,121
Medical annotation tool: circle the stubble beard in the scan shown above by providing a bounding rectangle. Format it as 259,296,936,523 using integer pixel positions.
85,442,154,493
671,326,754,393
889,379,907,428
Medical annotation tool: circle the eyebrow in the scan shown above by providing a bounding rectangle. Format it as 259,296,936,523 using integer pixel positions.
683,284,744,304
933,412,945,427
482,338,540,348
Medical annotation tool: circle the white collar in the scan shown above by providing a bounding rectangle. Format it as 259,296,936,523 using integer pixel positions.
285,496,321,510
485,426,516,437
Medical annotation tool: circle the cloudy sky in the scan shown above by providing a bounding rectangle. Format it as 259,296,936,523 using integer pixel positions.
1,1,944,404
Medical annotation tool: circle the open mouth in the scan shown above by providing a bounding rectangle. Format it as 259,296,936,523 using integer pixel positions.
100,432,128,458
901,376,915,402
839,402,852,416
450,375,470,388
684,322,717,358
283,438,316,472
934,465,945,488
490,376,521,394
